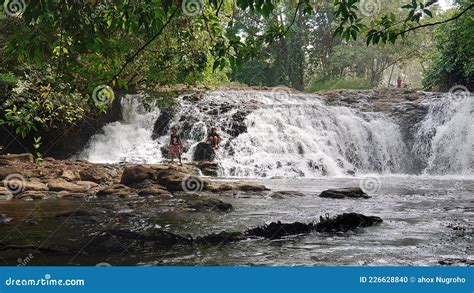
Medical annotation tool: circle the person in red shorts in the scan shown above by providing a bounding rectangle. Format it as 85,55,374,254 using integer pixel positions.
168,126,183,165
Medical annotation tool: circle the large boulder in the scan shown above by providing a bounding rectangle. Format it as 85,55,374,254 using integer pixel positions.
319,187,370,199
151,109,172,140
120,165,157,187
156,169,204,192
193,142,216,161
79,166,110,183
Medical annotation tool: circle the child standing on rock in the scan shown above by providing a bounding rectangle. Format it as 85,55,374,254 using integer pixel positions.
168,126,183,165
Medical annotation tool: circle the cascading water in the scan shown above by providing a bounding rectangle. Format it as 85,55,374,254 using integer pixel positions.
78,91,473,177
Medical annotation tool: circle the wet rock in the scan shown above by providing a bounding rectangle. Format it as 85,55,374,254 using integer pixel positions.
193,142,216,161
314,213,382,232
319,187,370,199
120,165,157,187
74,181,99,189
0,153,34,165
137,185,171,197
46,179,87,193
60,169,81,181
204,181,269,193
23,181,48,192
195,161,219,176
151,109,172,140
79,166,110,183
245,213,382,239
156,169,205,192
97,184,134,198
269,191,306,198
0,166,41,180
185,197,233,212
245,221,313,239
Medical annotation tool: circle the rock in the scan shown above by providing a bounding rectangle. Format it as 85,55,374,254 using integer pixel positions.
22,181,48,192
315,213,382,232
120,165,157,187
0,153,34,165
193,142,216,161
79,166,110,183
97,184,134,197
151,109,172,140
157,169,205,192
61,169,81,181
269,191,306,198
195,161,219,176
186,197,233,212
47,179,87,193
137,185,171,197
74,181,99,189
204,181,269,193
319,187,370,199
0,166,41,180
246,221,313,239
243,213,382,239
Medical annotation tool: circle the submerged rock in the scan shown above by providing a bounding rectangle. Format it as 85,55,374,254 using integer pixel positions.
0,213,12,223
194,161,219,176
319,187,370,199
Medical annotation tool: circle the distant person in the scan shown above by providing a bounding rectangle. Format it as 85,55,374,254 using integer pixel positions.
206,127,221,149
168,126,183,165
397,76,403,88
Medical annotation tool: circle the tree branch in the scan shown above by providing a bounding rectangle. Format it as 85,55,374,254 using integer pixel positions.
390,3,473,41
108,2,182,85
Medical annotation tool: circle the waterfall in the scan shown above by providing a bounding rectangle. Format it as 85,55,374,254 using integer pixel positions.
78,90,473,177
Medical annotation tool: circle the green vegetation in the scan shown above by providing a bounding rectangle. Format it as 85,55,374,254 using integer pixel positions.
306,77,372,92
0,0,472,153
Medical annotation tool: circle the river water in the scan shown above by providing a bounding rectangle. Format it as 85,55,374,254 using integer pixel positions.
0,90,472,266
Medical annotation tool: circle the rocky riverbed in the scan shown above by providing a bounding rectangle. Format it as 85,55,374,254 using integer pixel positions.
0,153,389,265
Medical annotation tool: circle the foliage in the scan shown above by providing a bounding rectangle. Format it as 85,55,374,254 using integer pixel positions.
306,77,371,92
422,7,474,90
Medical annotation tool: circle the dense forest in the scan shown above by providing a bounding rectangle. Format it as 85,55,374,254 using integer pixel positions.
0,0,472,157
